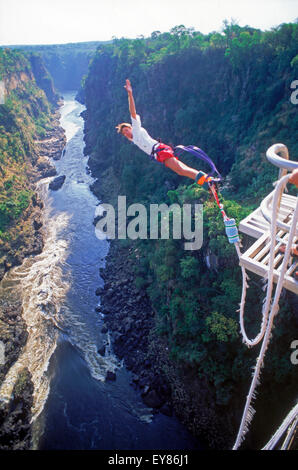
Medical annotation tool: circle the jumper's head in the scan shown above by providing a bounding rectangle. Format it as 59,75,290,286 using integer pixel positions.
116,123,133,140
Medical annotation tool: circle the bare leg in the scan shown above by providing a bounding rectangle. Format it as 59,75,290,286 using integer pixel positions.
164,157,198,180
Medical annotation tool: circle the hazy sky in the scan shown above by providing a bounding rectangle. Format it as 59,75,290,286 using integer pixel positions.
0,0,297,46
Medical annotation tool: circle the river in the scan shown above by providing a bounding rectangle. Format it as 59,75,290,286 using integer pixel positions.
0,92,200,450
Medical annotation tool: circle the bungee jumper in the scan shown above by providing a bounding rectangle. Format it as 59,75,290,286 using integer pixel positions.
116,79,220,191
116,79,240,245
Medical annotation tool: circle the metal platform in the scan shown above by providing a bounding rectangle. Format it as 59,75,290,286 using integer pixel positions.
233,143,298,452
239,230,298,294
239,192,297,239
238,191,297,295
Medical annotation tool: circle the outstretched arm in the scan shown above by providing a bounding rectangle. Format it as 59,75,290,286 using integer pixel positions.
124,79,137,119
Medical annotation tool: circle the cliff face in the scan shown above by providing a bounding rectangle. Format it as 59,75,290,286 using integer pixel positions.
83,25,298,449
0,48,66,281
29,53,60,105
7,41,107,92
0,48,65,450
83,26,298,202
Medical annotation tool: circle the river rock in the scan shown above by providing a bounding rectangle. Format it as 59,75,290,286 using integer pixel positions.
97,345,106,356
159,403,173,417
36,157,57,178
31,194,44,209
49,175,66,191
32,216,43,231
101,307,110,315
142,388,164,409
95,287,104,296
36,125,66,161
95,241,175,417
105,370,116,381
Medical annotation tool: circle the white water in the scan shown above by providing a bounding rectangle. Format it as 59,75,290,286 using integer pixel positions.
0,208,70,419
0,94,119,420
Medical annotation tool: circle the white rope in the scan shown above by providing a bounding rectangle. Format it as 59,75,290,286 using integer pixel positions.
262,402,298,450
236,175,294,347
280,416,298,450
233,174,298,449
236,247,272,348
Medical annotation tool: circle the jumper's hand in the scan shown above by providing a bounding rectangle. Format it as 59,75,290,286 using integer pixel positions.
124,79,133,94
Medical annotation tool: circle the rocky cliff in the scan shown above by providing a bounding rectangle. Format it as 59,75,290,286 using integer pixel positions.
29,52,60,106
0,48,65,449
83,25,298,450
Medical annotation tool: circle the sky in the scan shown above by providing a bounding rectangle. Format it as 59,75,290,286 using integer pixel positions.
0,0,297,46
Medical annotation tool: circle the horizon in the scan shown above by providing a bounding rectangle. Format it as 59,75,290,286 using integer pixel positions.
1,18,298,49
0,0,297,47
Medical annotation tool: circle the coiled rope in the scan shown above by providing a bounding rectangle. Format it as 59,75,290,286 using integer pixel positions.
187,145,297,449
233,173,298,449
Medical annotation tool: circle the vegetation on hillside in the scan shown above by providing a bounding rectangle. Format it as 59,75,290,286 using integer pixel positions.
8,41,107,90
0,49,54,238
1,22,297,446
83,21,298,430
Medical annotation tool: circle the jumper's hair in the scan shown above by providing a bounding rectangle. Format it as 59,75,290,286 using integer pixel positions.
116,123,132,134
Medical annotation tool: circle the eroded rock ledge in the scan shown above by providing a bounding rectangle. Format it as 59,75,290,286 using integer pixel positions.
0,115,65,450
96,239,235,450
98,242,174,415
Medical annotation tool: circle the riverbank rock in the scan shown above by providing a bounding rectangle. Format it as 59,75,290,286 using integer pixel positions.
142,388,165,409
36,157,57,178
0,296,33,450
96,241,174,421
32,213,43,231
0,368,34,450
0,202,44,283
49,175,66,191
98,345,106,356
95,239,235,449
105,370,116,381
95,287,104,296
35,118,66,161
0,106,66,450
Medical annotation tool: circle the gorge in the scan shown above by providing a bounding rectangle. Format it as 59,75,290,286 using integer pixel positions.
0,22,297,450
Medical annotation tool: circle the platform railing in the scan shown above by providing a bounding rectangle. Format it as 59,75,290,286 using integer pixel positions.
266,143,298,172
260,144,298,235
